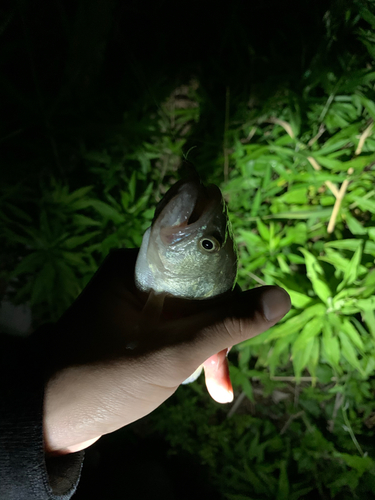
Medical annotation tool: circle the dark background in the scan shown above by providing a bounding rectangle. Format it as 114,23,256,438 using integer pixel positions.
0,0,354,184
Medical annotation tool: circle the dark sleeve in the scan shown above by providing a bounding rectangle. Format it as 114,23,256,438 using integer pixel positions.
0,330,84,500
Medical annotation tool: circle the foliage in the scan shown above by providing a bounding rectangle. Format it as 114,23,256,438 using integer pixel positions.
226,73,375,382
152,377,375,500
0,82,199,323
2,1,375,498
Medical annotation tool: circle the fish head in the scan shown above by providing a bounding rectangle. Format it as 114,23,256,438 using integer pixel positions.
135,178,238,299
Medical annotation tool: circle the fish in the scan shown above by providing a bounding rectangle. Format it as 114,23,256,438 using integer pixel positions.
135,168,238,387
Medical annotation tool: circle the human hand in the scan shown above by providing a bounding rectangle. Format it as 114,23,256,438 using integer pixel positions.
43,249,290,455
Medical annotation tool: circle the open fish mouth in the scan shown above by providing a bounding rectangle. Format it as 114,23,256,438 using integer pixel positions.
152,179,223,245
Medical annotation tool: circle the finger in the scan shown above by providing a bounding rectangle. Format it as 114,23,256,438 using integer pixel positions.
197,285,290,350
160,286,291,383
203,349,233,404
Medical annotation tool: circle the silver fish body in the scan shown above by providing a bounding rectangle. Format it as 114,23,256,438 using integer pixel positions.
135,178,238,299
135,176,238,385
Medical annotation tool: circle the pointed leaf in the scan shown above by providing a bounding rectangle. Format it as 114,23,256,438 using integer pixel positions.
256,219,270,241
292,316,324,351
12,252,45,277
338,331,365,376
321,323,341,372
72,214,101,227
89,200,125,224
341,319,365,353
307,336,320,378
299,248,331,304
266,304,326,342
285,289,312,309
292,338,314,380
65,185,93,204
63,231,100,249
337,242,363,292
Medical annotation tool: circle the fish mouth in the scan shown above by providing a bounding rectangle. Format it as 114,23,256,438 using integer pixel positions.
152,179,223,245
186,183,217,224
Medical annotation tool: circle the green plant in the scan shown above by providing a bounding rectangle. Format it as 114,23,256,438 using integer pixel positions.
2,2,375,498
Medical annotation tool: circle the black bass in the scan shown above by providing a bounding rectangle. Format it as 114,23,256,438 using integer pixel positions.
135,173,238,385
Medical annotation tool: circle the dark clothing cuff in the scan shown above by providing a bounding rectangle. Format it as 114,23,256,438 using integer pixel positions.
0,331,84,499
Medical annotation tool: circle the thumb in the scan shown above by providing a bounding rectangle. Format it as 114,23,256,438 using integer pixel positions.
161,286,291,385
209,285,291,349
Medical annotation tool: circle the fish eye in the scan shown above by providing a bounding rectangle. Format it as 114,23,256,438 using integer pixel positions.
199,237,220,253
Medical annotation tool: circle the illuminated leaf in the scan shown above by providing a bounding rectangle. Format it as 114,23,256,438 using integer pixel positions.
341,320,365,353
257,219,270,241
337,242,363,292
299,248,331,304
321,323,341,373
338,331,365,376
266,304,326,342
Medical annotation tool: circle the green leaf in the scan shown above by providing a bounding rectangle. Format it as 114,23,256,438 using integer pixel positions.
250,189,262,217
292,316,324,351
3,201,33,222
288,254,305,264
69,198,97,211
279,222,307,246
241,376,254,402
292,338,314,380
307,336,320,378
256,219,270,241
356,297,375,311
266,304,326,342
63,231,100,249
89,200,125,223
321,248,352,274
276,255,290,274
261,208,333,220
342,152,375,172
3,227,34,246
238,229,263,246
337,242,363,292
313,280,332,305
65,185,93,204
338,331,365,376
284,289,312,309
338,452,375,476
351,196,375,213
276,460,289,500
238,345,251,370
282,188,308,205
12,252,45,277
318,139,354,156
362,269,375,292
299,248,331,304
60,251,86,267
267,332,298,375
341,320,365,352
72,214,101,227
363,309,375,339
311,155,343,170
325,239,361,252
321,322,341,372
334,287,366,302
359,96,375,120
328,470,359,492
